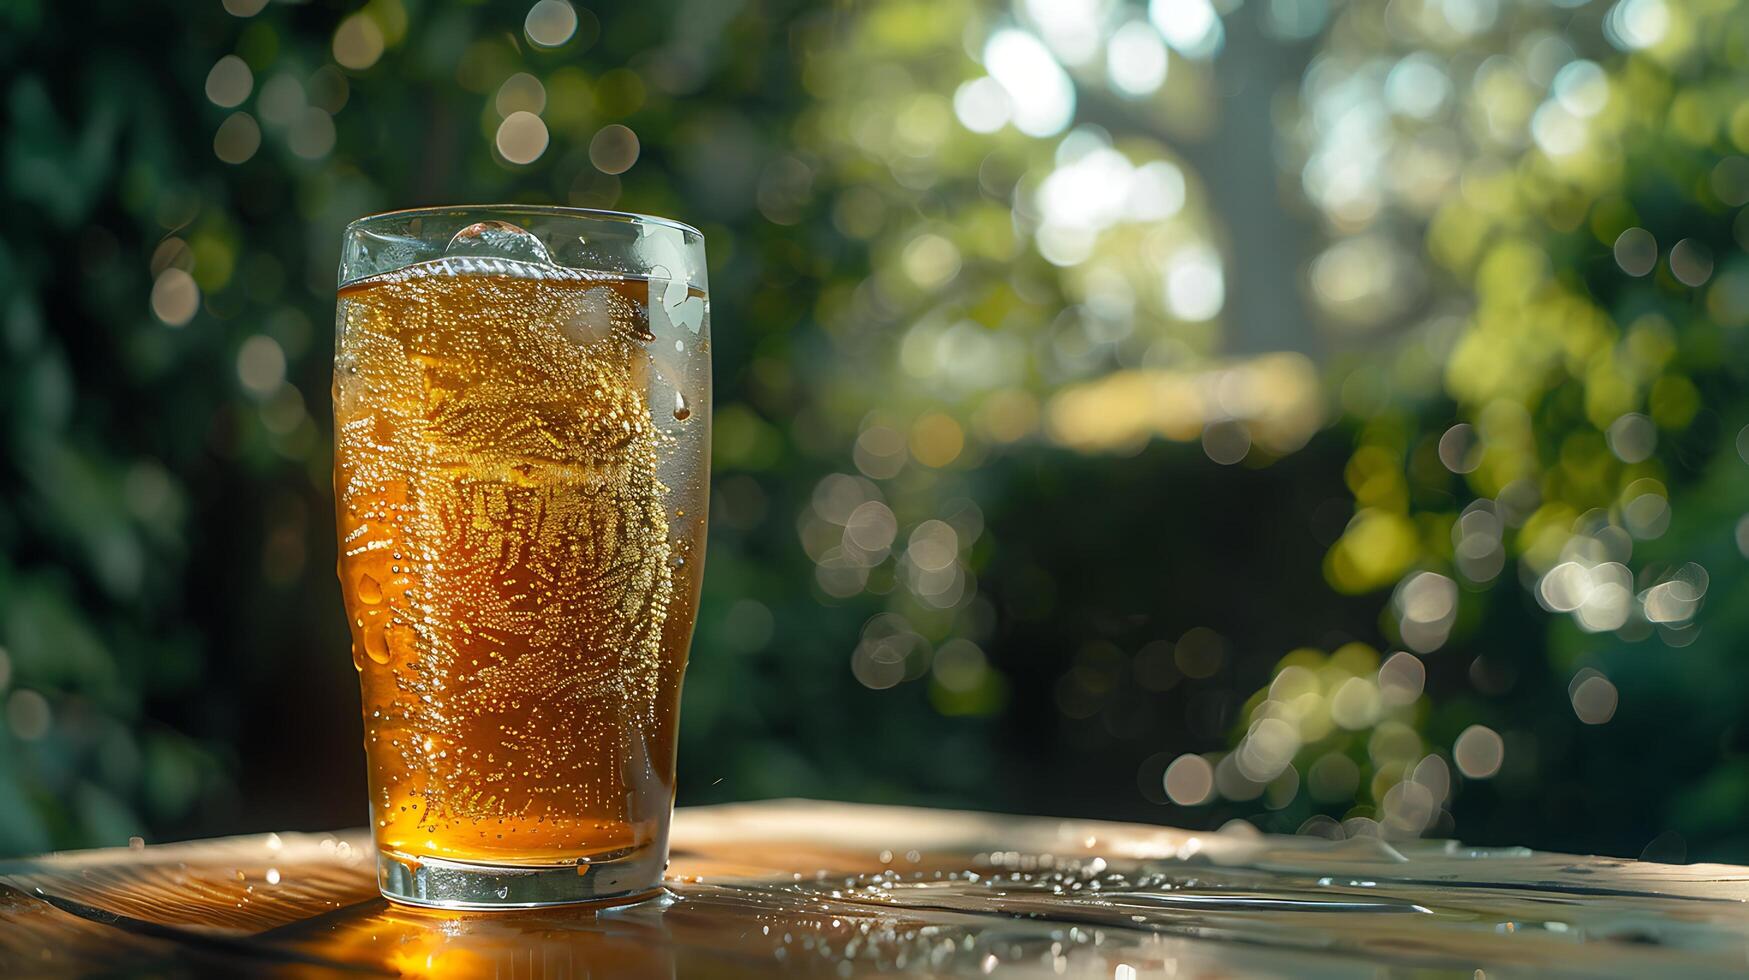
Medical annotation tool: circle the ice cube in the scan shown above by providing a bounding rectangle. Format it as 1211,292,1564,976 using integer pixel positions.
445,220,554,266
560,285,644,347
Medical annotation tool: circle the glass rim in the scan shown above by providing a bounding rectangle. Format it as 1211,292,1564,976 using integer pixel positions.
345,204,704,240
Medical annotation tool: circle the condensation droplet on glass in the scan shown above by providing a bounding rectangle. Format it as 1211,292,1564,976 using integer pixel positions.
356,573,384,604
445,220,554,267
673,390,692,421
364,624,392,665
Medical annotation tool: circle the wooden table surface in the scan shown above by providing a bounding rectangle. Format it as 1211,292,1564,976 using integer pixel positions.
4,800,1749,977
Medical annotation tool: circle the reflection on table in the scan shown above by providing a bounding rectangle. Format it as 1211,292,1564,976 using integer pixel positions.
5,800,1749,977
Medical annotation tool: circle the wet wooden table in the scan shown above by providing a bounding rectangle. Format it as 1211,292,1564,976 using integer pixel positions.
4,800,1749,977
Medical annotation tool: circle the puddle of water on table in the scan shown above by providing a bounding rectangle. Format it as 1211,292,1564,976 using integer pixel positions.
241,847,1749,978
656,852,1742,978
9,831,1749,978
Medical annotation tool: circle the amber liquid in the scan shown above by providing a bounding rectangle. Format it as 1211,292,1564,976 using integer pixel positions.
333,260,707,866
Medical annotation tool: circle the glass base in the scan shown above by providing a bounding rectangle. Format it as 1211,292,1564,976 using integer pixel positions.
376,846,667,910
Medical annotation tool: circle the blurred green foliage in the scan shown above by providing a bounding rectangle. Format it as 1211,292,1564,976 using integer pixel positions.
1230,0,1749,859
1,0,1746,863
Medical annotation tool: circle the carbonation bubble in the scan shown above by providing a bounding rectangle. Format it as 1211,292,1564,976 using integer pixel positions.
445,220,554,266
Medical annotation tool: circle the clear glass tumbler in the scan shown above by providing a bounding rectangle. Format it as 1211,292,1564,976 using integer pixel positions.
331,206,709,908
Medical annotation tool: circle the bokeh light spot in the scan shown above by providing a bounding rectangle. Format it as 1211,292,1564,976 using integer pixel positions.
901,234,961,290
589,124,640,174
1162,244,1225,321
1201,419,1250,465
1381,779,1436,835
1396,571,1458,653
843,500,897,556
1174,627,1225,678
308,65,351,113
851,641,905,689
287,108,336,160
1164,754,1214,805
1106,21,1167,97
258,73,306,127
854,425,907,479
1330,676,1381,730
496,111,550,165
1149,0,1222,58
237,335,287,397
1453,725,1504,779
983,28,1075,137
953,77,1012,134
495,72,547,117
932,639,989,694
1570,673,1619,725
1385,54,1450,118
333,14,385,71
6,689,51,741
1670,239,1713,287
1711,157,1749,207
910,413,964,468
1606,412,1656,463
1531,102,1586,158
1378,651,1426,706
1130,160,1186,221
1613,228,1657,276
906,520,959,573
205,55,254,108
1552,60,1608,117
213,112,261,165
525,0,579,48
1605,0,1670,50
1437,423,1480,473
150,268,200,327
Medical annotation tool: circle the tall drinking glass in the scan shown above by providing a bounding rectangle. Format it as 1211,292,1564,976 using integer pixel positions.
331,206,709,908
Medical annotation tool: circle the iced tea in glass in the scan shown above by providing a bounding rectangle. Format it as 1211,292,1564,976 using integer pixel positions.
332,207,709,908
